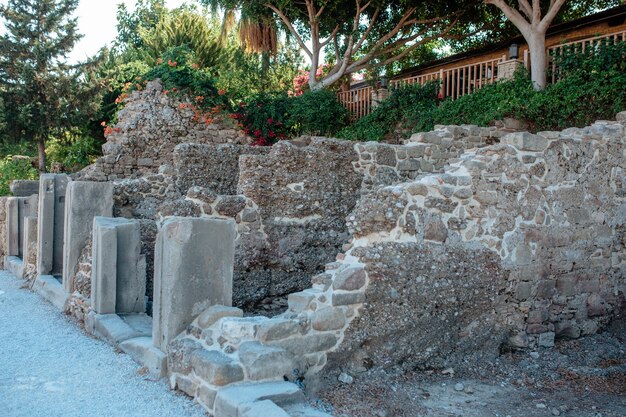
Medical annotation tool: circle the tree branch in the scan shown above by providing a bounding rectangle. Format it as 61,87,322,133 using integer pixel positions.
265,3,312,58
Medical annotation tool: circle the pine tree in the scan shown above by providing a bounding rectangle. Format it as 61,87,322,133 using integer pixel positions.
0,0,103,172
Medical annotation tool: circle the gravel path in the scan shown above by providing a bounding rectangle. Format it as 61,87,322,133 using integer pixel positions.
0,270,207,417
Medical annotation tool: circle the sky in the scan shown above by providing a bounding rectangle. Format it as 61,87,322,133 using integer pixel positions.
0,0,190,63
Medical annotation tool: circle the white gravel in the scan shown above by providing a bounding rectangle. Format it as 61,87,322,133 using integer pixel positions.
0,270,207,417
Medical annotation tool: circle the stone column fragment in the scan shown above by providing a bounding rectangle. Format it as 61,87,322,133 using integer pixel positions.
6,197,19,257
153,217,236,350
37,174,69,276
62,181,113,293
22,216,38,267
91,217,146,315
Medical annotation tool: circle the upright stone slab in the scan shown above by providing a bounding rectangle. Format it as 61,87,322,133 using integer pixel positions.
91,217,146,314
10,180,39,197
62,181,113,293
5,198,19,257
22,216,38,267
37,174,70,276
19,194,38,258
153,217,236,350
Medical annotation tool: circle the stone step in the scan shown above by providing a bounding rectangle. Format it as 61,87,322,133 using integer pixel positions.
85,312,143,345
119,336,167,377
32,275,68,310
213,381,305,417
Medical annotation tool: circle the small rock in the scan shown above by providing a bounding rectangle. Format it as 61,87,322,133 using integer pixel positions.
530,351,540,359
536,403,547,409
338,372,354,384
454,382,465,392
551,408,561,416
442,367,455,375
464,386,474,394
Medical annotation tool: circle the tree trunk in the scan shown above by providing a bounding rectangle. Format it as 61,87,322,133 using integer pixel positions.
527,32,548,91
37,137,47,173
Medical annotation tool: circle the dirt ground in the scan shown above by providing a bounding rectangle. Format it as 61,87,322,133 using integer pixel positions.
312,321,626,417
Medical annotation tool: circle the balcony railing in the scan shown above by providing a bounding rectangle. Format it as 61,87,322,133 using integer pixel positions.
338,29,625,120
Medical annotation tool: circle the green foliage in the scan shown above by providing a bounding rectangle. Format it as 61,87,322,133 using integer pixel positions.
233,89,348,145
0,156,38,196
114,0,166,52
139,8,227,70
338,82,440,141
288,90,349,136
45,130,101,173
140,46,227,109
0,0,104,171
339,41,626,141
432,73,535,130
216,41,304,102
233,93,292,146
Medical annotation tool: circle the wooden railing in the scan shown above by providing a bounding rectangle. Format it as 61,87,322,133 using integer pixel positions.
339,29,626,120
337,85,373,120
339,56,506,119
548,30,626,83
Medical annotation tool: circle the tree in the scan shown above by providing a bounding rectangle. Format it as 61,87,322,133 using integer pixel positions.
140,8,227,70
0,0,103,172
483,0,619,90
203,1,485,90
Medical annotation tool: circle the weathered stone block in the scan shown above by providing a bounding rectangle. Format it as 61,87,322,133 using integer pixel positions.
238,341,294,381
196,383,218,411
287,291,316,313
63,181,114,293
197,305,243,329
190,349,244,386
37,175,69,277
502,132,549,152
332,292,365,306
10,180,39,197
311,307,346,331
167,337,202,373
214,382,304,417
91,217,145,314
333,266,367,291
269,333,337,355
537,332,555,347
256,319,300,342
153,217,236,349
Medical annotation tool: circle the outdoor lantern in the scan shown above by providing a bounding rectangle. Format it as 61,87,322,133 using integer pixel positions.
380,77,389,88
509,43,519,60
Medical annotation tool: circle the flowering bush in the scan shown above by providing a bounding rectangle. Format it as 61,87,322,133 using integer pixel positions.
231,94,292,146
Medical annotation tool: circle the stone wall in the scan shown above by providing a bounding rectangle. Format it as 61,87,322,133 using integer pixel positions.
328,117,626,373
353,124,501,192
78,80,251,182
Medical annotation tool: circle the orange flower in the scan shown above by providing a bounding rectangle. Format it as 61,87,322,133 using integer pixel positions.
179,103,186,109
195,96,204,102
218,89,226,96
100,121,106,127
168,60,177,67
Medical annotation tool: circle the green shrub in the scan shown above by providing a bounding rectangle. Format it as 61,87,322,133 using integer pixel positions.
338,82,440,141
337,40,626,141
232,93,292,146
232,89,349,146
288,90,349,136
46,132,101,173
0,155,38,196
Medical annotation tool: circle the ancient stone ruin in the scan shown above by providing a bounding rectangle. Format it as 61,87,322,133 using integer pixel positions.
2,80,624,416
